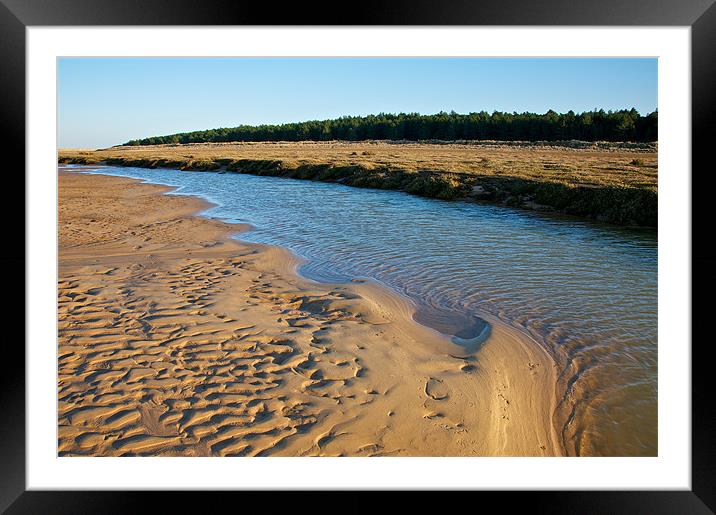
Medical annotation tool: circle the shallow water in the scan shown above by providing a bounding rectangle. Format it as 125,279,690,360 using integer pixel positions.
71,165,657,457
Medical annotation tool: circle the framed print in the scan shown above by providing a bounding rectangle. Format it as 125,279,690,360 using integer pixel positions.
4,0,715,512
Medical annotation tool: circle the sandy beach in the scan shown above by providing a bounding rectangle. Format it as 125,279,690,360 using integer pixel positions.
58,169,563,456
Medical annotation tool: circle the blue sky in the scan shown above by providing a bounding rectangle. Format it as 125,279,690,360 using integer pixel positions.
58,57,657,149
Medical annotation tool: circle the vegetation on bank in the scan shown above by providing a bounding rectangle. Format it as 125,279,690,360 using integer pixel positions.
59,142,657,227
125,109,658,146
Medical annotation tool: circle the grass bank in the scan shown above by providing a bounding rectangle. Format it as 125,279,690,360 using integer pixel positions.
58,141,657,227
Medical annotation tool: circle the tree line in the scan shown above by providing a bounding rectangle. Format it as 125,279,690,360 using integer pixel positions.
125,109,658,146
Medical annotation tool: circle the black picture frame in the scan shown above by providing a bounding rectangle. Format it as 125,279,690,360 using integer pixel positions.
4,0,714,512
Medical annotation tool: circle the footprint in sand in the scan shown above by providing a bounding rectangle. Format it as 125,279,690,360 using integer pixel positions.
425,378,449,401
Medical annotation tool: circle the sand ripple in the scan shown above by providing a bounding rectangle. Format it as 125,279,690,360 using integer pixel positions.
58,171,562,456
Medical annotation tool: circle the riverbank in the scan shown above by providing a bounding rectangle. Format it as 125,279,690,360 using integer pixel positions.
58,140,657,226
58,169,563,456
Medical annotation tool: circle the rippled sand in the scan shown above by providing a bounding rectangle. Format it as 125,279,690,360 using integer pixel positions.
58,170,562,456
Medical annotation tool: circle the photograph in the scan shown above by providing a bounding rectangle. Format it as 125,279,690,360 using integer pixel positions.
56,56,658,458
4,3,710,508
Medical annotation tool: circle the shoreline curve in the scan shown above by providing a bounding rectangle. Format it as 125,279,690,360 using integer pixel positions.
58,167,565,456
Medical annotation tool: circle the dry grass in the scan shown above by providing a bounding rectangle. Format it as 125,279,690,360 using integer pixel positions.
59,141,658,226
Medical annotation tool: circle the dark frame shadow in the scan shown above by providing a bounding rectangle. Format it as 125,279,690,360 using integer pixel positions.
3,0,714,512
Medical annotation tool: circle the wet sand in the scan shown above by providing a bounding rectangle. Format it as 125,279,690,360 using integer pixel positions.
58,170,563,456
